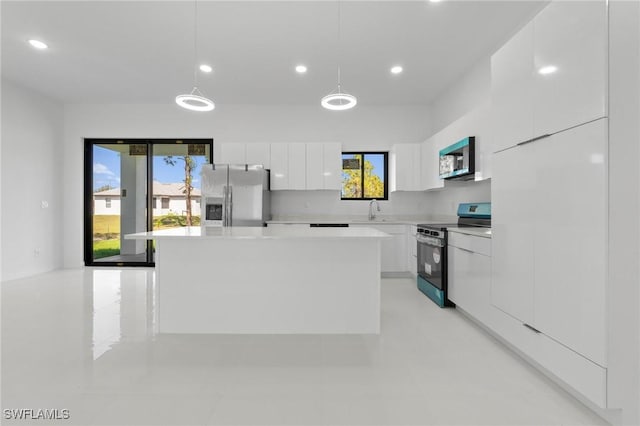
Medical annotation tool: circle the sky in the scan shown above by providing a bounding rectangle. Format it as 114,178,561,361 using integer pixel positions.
341,153,385,180
93,145,208,191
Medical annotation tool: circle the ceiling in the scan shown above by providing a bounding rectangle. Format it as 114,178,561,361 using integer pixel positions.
1,1,547,107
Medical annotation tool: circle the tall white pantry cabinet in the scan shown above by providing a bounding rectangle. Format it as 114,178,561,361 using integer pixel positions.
490,0,608,408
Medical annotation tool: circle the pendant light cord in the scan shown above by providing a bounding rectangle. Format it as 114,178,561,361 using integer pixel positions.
337,0,342,91
193,0,198,88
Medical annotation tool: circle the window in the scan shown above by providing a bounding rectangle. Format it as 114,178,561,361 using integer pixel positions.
153,197,157,209
161,198,170,209
105,198,111,208
341,152,388,200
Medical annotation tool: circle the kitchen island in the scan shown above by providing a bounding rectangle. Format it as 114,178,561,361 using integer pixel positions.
126,226,389,334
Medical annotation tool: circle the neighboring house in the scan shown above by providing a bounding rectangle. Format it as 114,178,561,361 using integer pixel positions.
93,182,201,216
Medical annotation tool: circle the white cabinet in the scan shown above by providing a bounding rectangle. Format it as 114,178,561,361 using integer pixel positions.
491,119,607,367
533,0,607,137
269,143,289,190
448,232,491,323
491,143,536,325
491,20,535,152
218,143,246,164
407,225,417,276
270,143,341,191
245,144,271,169
353,224,407,274
288,144,306,190
306,144,324,190
269,143,306,190
322,142,342,190
491,0,607,152
420,138,444,191
306,143,342,190
390,144,421,191
216,143,270,169
532,119,607,366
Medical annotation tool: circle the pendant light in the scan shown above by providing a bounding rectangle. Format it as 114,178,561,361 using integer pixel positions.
175,1,214,112
321,1,357,111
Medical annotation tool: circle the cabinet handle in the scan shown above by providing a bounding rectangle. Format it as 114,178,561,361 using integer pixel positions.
523,323,541,334
517,134,552,147
455,247,475,254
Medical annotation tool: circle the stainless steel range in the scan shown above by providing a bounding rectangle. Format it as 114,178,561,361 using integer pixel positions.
416,202,491,307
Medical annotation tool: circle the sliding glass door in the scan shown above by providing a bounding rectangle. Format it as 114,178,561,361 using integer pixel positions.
84,139,212,266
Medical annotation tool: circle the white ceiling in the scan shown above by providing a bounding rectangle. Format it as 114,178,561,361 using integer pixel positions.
1,1,547,107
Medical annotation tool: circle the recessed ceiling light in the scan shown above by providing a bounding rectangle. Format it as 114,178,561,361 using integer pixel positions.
28,39,48,50
429,0,442,3
295,65,308,74
538,65,558,75
199,64,212,73
391,66,403,74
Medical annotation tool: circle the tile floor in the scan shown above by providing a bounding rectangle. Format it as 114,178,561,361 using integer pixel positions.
1,269,607,425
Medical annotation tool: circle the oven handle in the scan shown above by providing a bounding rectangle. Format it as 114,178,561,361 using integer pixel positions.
416,234,445,247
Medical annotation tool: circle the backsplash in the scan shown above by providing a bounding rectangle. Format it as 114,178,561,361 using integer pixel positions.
270,179,491,218
423,179,491,216
270,190,431,217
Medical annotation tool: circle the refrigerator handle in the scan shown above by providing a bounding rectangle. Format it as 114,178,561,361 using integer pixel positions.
222,185,229,227
228,185,233,226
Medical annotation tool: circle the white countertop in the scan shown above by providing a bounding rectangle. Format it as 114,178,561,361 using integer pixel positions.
447,227,492,238
125,226,391,240
267,215,458,226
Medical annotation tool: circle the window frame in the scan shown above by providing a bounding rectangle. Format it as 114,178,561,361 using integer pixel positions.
341,151,389,201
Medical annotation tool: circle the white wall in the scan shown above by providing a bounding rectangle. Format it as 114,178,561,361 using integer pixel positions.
607,1,640,424
429,58,491,135
93,198,121,216
63,103,431,268
1,79,64,281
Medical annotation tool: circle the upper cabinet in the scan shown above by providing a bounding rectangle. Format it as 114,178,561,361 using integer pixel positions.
390,144,421,192
245,144,271,169
306,143,342,191
532,0,607,137
216,143,271,169
421,138,445,191
322,143,342,190
219,143,247,164
269,142,341,191
288,144,306,190
491,21,535,153
491,0,607,152
269,143,290,190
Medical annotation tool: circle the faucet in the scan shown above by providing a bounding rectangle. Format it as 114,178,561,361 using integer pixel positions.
368,199,381,221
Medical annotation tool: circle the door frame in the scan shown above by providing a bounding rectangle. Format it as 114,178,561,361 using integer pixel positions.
84,138,214,267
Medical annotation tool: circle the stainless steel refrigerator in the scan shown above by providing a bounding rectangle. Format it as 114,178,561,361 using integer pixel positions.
200,164,271,227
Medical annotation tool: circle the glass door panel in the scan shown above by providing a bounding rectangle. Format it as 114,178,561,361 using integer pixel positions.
90,142,149,264
85,139,213,266
151,143,210,232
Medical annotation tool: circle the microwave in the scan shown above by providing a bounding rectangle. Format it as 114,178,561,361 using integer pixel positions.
439,136,475,180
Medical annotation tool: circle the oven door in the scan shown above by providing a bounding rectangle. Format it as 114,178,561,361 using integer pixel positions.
416,233,446,290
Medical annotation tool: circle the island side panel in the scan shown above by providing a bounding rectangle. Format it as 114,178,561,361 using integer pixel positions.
155,237,381,334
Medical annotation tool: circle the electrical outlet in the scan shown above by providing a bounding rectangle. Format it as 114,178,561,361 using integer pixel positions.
34,248,41,257
41,200,49,209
